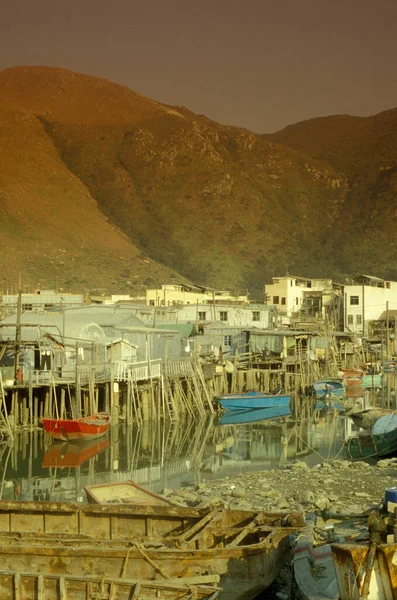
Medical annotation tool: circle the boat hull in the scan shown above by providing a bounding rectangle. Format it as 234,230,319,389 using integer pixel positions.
0,501,301,600
332,541,397,600
0,571,221,600
345,428,397,460
42,415,110,441
216,393,291,412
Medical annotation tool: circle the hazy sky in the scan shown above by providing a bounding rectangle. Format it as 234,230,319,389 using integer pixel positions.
0,0,396,132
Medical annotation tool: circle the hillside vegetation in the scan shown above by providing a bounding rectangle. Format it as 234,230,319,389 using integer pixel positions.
0,66,395,297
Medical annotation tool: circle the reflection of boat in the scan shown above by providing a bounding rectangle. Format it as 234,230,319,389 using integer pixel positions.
85,480,175,506
0,570,221,600
313,379,344,398
42,439,110,468
0,501,303,600
215,391,291,411
42,413,110,441
217,406,291,426
345,413,397,460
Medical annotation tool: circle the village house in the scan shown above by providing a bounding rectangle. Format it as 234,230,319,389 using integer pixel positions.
1,290,84,317
145,283,249,306
264,275,344,329
343,275,397,336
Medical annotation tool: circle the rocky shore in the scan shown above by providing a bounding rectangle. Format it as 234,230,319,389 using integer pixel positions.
165,457,397,516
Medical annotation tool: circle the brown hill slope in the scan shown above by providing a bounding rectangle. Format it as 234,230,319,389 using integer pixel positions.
267,110,397,278
0,66,395,296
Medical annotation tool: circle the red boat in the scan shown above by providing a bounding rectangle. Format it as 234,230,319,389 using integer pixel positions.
42,413,110,441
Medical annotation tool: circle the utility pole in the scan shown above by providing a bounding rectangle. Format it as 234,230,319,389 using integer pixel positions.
386,301,390,360
14,288,22,383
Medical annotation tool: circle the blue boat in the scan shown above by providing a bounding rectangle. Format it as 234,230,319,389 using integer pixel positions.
217,405,291,425
313,379,344,398
215,391,291,411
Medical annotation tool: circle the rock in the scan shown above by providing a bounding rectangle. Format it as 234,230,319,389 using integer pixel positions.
315,496,330,510
331,460,351,469
292,461,310,471
354,491,370,498
231,488,246,499
297,490,315,504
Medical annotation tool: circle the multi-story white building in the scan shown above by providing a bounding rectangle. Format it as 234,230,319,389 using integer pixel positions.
344,275,397,334
264,276,343,318
146,284,248,307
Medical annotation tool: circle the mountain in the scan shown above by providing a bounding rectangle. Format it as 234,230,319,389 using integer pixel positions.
0,65,395,298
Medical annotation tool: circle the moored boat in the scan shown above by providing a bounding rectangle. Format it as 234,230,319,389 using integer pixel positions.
0,500,303,600
313,379,345,398
85,479,176,506
215,391,291,412
42,413,110,441
345,413,397,460
293,516,340,600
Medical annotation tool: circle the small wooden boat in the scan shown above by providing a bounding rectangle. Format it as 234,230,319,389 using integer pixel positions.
361,373,382,388
42,413,110,441
0,570,221,599
42,438,110,468
293,517,340,600
85,479,176,506
313,379,344,399
0,500,303,600
345,413,397,460
215,391,291,412
382,360,397,373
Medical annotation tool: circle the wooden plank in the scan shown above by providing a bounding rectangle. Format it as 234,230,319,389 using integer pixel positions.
59,575,67,600
13,572,21,600
38,574,45,600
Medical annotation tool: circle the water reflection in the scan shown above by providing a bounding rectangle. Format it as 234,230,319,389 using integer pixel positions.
1,374,396,503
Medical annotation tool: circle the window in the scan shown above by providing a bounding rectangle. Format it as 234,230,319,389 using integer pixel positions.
281,297,286,305
198,312,207,321
44,303,54,309
347,314,354,325
22,304,33,311
223,335,232,346
149,300,154,306
296,297,299,305
350,296,359,305
273,296,279,304
220,311,228,322
356,314,362,325
252,311,260,321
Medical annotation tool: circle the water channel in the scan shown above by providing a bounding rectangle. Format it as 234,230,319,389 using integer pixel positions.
1,373,396,503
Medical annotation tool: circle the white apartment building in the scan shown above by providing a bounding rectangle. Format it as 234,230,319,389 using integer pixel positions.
146,284,248,307
344,275,397,334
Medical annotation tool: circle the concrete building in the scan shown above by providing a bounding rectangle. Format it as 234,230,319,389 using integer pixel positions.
146,284,248,307
1,290,84,317
264,276,343,326
344,275,397,335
